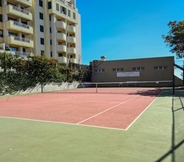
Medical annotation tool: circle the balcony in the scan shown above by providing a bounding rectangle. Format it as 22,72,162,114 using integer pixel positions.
15,0,32,7
68,47,76,54
6,5,32,21
56,21,66,30
48,2,78,24
14,51,31,56
69,58,76,64
58,56,67,64
7,36,34,48
67,36,76,43
58,0,76,10
7,20,33,34
67,25,75,33
57,33,66,41
57,45,66,52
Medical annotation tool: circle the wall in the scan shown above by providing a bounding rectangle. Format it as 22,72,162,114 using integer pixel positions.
14,82,80,95
92,56,174,84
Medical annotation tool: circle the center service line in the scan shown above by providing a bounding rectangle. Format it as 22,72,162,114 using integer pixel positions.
76,95,138,124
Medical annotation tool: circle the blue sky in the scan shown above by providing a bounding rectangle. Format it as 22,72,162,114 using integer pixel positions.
76,0,184,68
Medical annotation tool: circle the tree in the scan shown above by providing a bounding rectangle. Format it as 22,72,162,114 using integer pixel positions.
162,20,184,58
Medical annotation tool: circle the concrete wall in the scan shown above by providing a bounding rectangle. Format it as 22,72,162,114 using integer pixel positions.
14,82,80,95
92,56,174,85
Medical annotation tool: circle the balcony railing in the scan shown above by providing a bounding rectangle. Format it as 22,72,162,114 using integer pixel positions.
15,0,32,7
13,36,31,43
12,5,30,15
58,0,76,9
13,21,30,29
59,0,65,3
14,51,30,56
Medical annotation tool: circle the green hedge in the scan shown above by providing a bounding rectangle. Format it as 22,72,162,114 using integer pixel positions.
0,52,86,95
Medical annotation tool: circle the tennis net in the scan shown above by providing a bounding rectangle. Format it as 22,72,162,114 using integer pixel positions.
61,80,173,94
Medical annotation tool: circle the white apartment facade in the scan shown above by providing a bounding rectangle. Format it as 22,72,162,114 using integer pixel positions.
0,0,82,64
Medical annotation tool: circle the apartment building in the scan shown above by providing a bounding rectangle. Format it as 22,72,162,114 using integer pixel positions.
0,0,82,64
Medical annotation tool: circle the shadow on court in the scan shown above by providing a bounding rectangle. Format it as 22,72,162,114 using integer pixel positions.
59,88,173,97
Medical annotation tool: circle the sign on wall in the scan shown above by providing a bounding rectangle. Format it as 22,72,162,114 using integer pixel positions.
117,72,140,77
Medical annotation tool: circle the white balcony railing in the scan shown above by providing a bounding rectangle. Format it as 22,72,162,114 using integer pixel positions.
13,36,31,43
14,51,30,56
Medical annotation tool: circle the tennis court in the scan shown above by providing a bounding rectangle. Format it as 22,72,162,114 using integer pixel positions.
0,87,162,130
0,87,176,162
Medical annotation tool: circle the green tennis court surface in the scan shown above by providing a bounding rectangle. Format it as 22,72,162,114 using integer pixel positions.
0,89,183,162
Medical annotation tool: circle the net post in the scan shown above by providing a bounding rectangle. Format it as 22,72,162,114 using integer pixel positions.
96,83,98,93
172,74,175,95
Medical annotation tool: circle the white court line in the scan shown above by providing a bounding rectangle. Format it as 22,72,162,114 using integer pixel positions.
125,90,163,131
0,116,126,131
76,95,139,124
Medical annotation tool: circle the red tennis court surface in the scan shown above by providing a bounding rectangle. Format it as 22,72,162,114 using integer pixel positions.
0,88,162,130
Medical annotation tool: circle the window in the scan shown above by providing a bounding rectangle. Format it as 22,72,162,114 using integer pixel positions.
41,50,44,55
9,47,18,52
59,53,63,57
61,6,66,14
132,67,145,71
40,25,44,32
50,52,52,58
68,10,71,16
40,38,44,45
0,14,2,22
48,2,52,9
9,32,17,37
50,28,52,33
56,3,59,11
154,66,167,70
132,67,136,71
113,68,124,71
0,29,3,37
95,69,105,73
50,39,52,45
8,17,16,21
39,12,43,20
21,21,27,25
49,15,51,21
39,0,43,7
73,12,76,19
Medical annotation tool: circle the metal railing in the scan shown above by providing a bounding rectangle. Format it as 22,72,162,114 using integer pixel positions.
13,21,30,29
14,51,30,56
12,5,30,15
58,0,76,9
13,36,31,43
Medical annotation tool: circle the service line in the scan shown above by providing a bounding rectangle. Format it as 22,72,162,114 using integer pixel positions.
76,95,139,124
